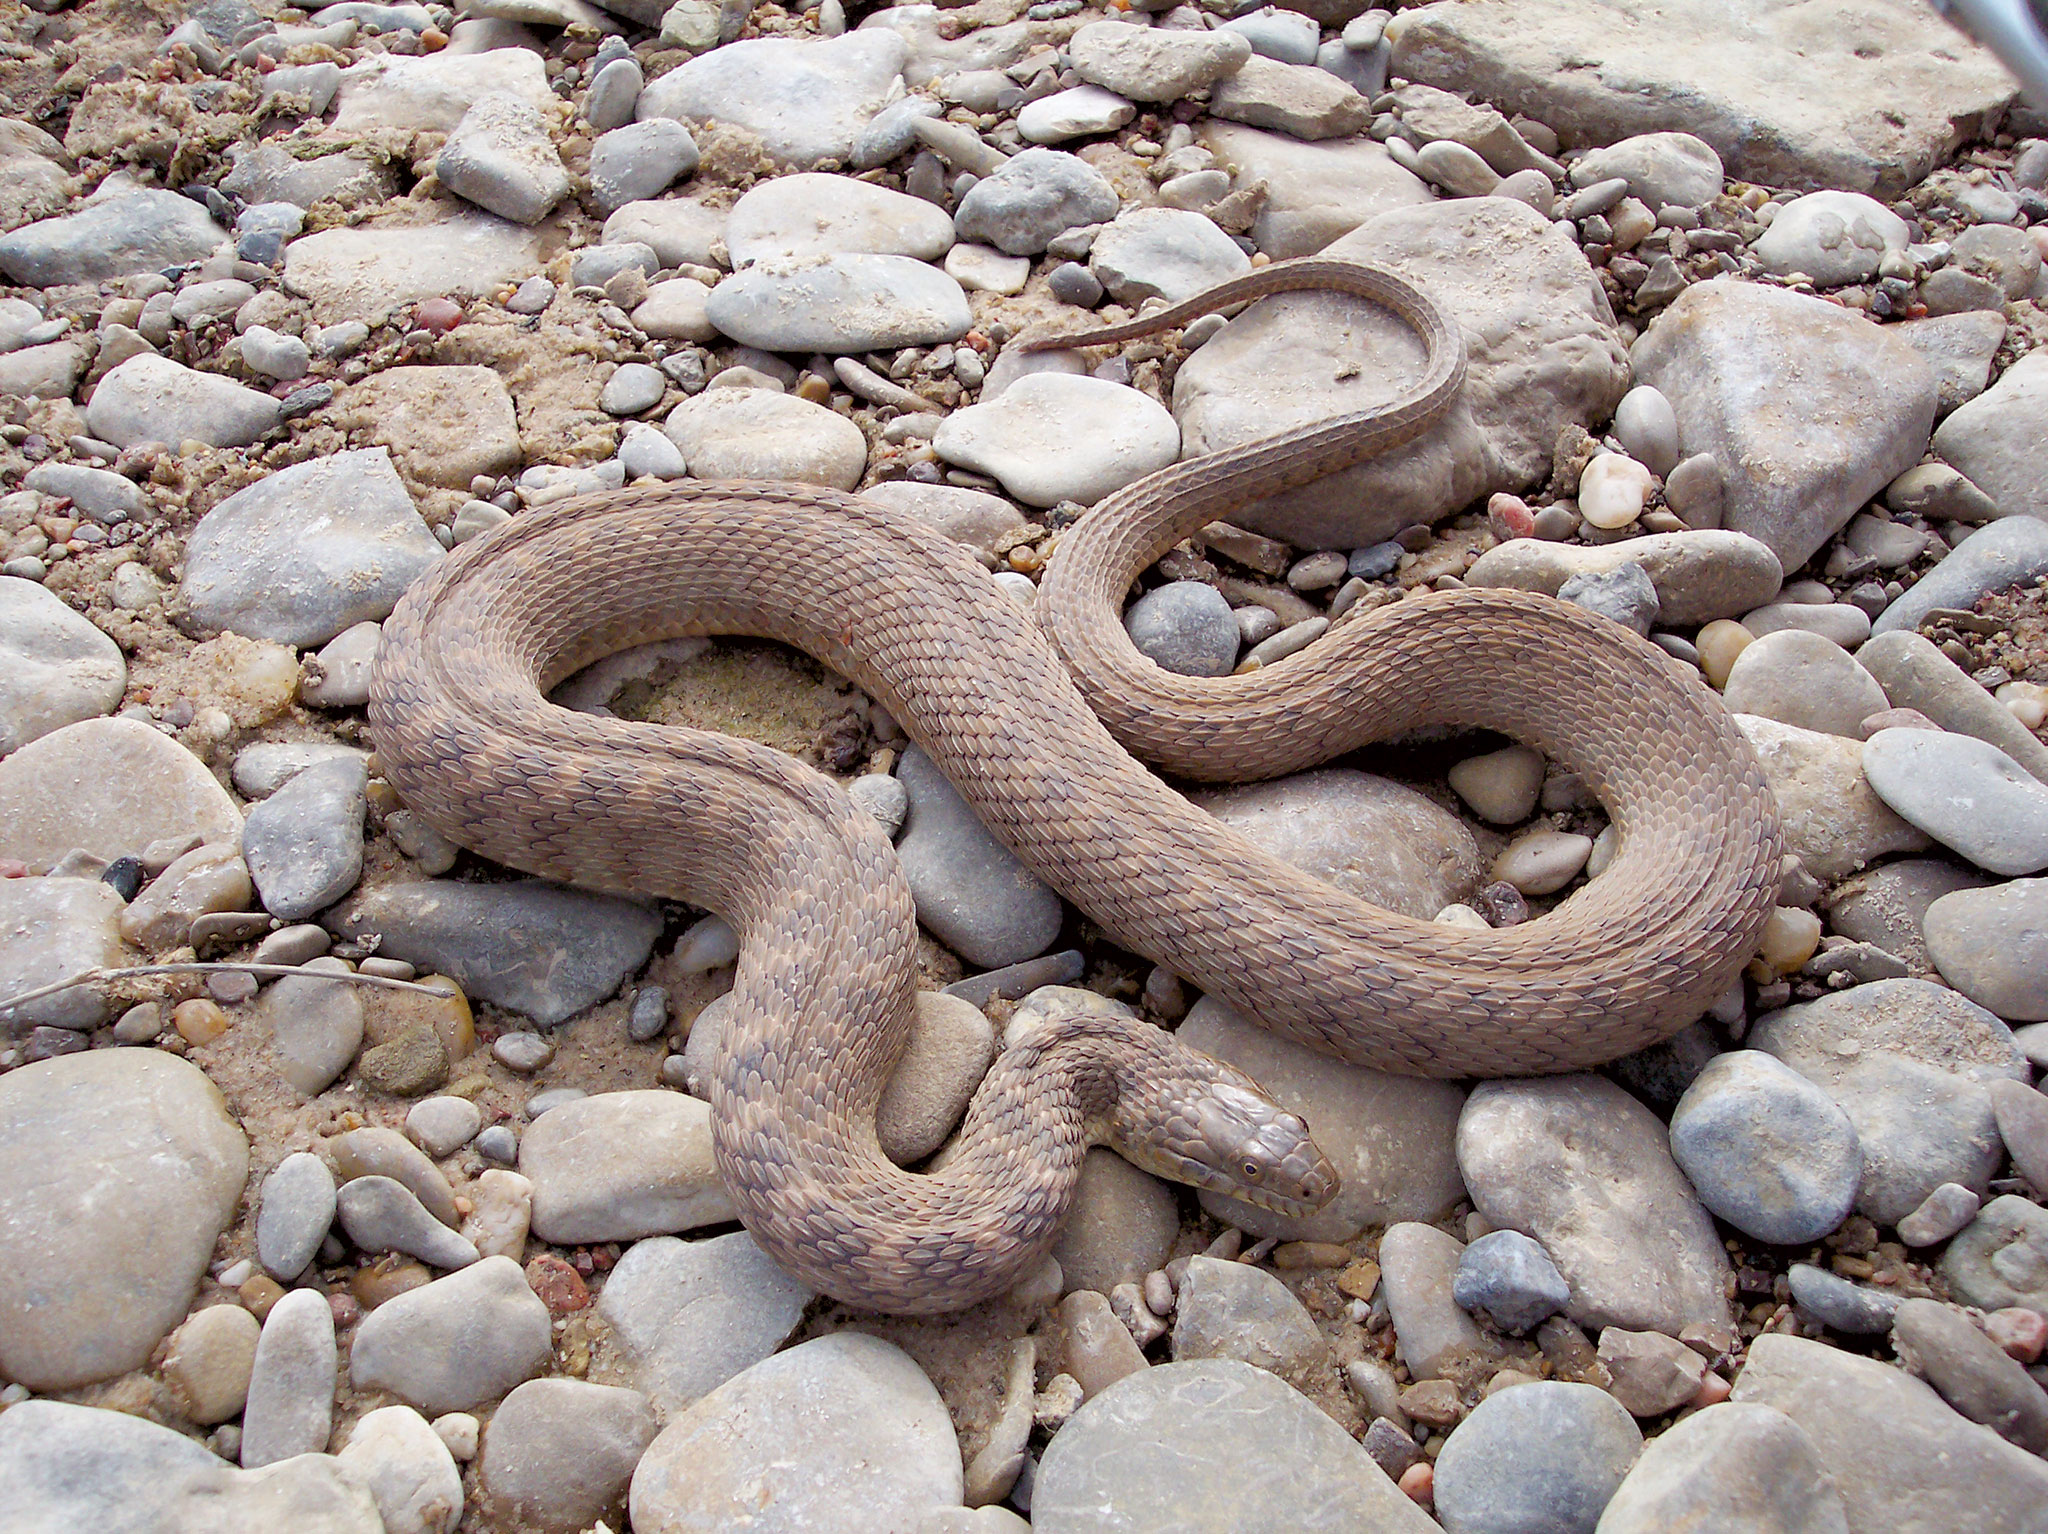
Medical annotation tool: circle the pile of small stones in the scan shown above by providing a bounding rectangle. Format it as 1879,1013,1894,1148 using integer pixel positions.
2,0,2048,1527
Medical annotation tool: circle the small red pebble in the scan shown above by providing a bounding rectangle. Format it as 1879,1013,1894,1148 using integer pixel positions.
329,1292,361,1329
1397,1461,1433,1505
0,860,27,878
1986,1307,2048,1363
1487,491,1535,542
413,297,465,334
524,1252,591,1314
1690,1370,1732,1408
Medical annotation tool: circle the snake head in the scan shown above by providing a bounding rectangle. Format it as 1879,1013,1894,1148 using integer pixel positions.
1127,1069,1339,1217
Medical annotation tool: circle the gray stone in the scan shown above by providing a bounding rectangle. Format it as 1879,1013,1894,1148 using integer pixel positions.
605,198,725,269
1174,197,1625,547
1387,0,2009,197
628,1333,964,1532
0,716,242,869
338,1176,480,1268
1894,310,2007,412
1198,123,1432,259
0,190,226,286
1861,728,2048,877
1787,1262,1899,1334
332,1125,460,1227
705,254,971,352
1558,561,1659,634
300,621,382,710
0,1052,246,1390
1432,1381,1642,1534
726,171,953,265
588,119,697,215
878,990,996,1163
240,1287,337,1466
86,353,282,450
1897,1181,1982,1246
333,47,554,134
1751,978,2029,1223
182,448,443,648
954,148,1121,255
323,878,660,1027
859,482,1030,563
335,1404,464,1534
1595,1401,1847,1534
597,1231,813,1415
1856,631,2048,789
349,1255,554,1414
481,1378,660,1534
258,960,365,1096
407,1095,483,1157
1926,879,2048,1021
1872,517,2048,637
1380,1221,1497,1378
934,374,1179,508
600,362,665,417
1732,1333,2048,1532
1208,54,1372,140
1178,996,1466,1240
257,1150,338,1282
1669,1050,1861,1245
1032,1359,1435,1533
1940,1194,2048,1313
521,1090,733,1243
1465,530,1782,627
1932,347,2048,522
1088,207,1249,306
0,876,123,1029
1171,1255,1332,1387
1629,279,1935,571
0,1401,220,1534
1732,715,1931,881
1017,85,1136,146
895,744,1063,968
1753,190,1910,285
635,31,907,168
1738,601,1871,648
663,387,867,490
0,337,84,399
1068,20,1251,102
1453,1228,1571,1334
242,755,366,921
1049,1145,1179,1297
1458,1075,1731,1335
282,214,547,326
23,462,146,523
1893,1297,2048,1453
1723,629,1890,738
1567,132,1722,211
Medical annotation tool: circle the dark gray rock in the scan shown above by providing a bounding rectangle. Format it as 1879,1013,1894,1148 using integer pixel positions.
1123,581,1239,677
895,744,1063,968
242,755,367,921
1432,1381,1642,1534
1453,1228,1571,1334
1668,1050,1862,1245
1786,1262,1898,1335
0,190,226,286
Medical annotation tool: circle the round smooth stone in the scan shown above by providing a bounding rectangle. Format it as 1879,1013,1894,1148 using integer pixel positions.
1447,745,1544,825
1017,84,1136,146
1611,385,1679,476
1924,879,2048,1020
664,388,866,491
1491,829,1593,895
1123,581,1238,677
1861,729,2048,876
1579,452,1654,529
1721,628,1890,739
933,374,1178,508
704,255,971,353
1669,1050,1861,1245
1432,1382,1642,1534
599,362,665,416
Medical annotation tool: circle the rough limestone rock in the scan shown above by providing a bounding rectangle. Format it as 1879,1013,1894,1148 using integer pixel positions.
1173,196,1625,547
1387,0,2014,197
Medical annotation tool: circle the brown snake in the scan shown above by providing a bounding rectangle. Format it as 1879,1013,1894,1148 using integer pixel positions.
370,258,1785,1311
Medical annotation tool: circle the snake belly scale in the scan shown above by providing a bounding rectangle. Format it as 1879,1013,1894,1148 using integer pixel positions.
370,258,1784,1311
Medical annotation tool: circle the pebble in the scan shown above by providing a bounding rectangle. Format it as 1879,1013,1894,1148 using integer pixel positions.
1068,21,1251,102
324,879,660,1027
23,461,146,522
1611,384,1680,476
240,1287,338,1466
1569,132,1723,210
1598,1327,1708,1417
1873,514,2048,638
1491,827,1594,893
1431,1381,1642,1534
1171,1254,1331,1385
664,386,867,490
706,254,972,352
520,1089,733,1243
1050,1147,1179,1296
1989,1077,2048,1188
479,1378,660,1532
1557,561,1659,633
954,148,1121,255
1790,1261,1901,1336
1019,85,1138,146
1898,1180,1983,1246
1463,530,1782,626
0,1052,246,1390
597,1231,812,1415
1752,977,2028,1223
1753,190,1911,284
728,171,953,266
338,1176,480,1269
1447,744,1544,824
241,754,367,920
1732,715,1931,881
0,1402,240,1531
349,1256,554,1414
628,1334,963,1531
588,120,698,215
635,31,907,168
1088,206,1249,305
164,1303,262,1425
1380,1222,1498,1379
1861,728,2048,876
1124,581,1239,676
1596,1400,1847,1533
0,189,226,286
1452,1229,1572,1334
1670,1050,1862,1245
1209,54,1372,140
333,1126,461,1225
1893,1297,2048,1453
0,577,126,760
1931,347,2048,521
181,448,443,647
257,960,365,1095
1924,879,2048,1020
1739,599,1871,648
337,1405,464,1534
257,1150,339,1282
1058,1288,1148,1399
1032,1359,1435,1532
1459,1076,1731,1335
894,744,1063,967
86,352,281,449
1722,628,1891,738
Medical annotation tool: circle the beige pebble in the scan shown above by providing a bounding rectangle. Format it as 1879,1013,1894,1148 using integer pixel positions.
1695,619,1754,688
1491,829,1594,895
1058,1289,1148,1399
1447,744,1545,824
1434,903,1489,929
1756,905,1823,974
1578,453,1655,530
1999,681,2048,731
163,1304,260,1424
1586,823,1618,878
460,1168,534,1261
173,997,231,1044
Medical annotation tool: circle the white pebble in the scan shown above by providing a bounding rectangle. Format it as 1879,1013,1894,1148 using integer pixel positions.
1491,829,1594,895
1578,452,1655,530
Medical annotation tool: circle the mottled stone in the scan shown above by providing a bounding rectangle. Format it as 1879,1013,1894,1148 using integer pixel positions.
1431,1381,1642,1534
1596,1401,1847,1534
521,1090,734,1243
481,1378,660,1534
349,1256,554,1414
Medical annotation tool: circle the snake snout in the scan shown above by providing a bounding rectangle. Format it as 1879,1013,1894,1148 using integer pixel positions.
1179,1083,1339,1216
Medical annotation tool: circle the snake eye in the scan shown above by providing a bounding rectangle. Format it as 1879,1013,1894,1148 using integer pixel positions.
1242,1160,1262,1180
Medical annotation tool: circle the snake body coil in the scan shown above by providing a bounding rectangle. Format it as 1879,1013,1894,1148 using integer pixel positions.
370,260,1784,1311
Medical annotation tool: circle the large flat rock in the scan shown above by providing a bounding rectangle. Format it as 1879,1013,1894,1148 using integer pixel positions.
1387,0,2014,198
